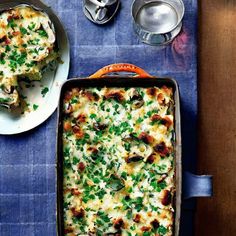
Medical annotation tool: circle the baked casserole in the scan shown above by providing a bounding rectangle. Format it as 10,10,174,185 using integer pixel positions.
62,86,175,236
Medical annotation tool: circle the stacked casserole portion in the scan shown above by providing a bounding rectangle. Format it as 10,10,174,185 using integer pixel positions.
0,5,58,108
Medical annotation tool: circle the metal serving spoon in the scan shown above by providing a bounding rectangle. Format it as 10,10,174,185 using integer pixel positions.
83,0,120,25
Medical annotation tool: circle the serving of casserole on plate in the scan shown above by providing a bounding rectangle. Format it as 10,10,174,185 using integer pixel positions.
0,0,69,135
0,4,58,108
59,76,177,235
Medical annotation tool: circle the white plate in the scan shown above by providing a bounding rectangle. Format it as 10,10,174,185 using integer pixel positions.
0,0,70,135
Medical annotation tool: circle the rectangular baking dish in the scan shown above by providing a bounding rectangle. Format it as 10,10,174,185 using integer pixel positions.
56,63,212,236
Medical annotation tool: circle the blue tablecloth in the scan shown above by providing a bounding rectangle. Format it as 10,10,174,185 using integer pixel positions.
0,0,198,235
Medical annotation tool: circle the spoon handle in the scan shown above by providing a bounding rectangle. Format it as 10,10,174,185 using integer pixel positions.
88,0,106,7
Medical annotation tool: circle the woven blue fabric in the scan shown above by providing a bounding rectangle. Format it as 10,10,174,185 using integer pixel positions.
0,0,198,235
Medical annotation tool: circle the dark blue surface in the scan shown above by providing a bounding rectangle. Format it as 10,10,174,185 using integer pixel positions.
0,0,198,235
183,172,213,199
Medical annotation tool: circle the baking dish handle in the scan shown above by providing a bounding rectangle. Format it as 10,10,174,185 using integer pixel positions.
183,171,213,199
89,63,153,78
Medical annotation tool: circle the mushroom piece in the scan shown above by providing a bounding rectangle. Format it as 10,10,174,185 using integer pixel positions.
154,142,170,157
94,230,121,236
83,91,100,101
133,214,141,223
113,218,124,230
157,174,168,183
0,87,19,109
106,174,125,191
130,90,144,109
122,133,139,142
141,226,151,232
138,132,154,144
71,188,81,195
126,155,144,163
147,88,157,97
88,232,96,236
64,103,73,114
77,162,86,172
157,92,166,105
64,227,74,234
161,190,172,206
40,20,56,44
93,122,108,131
77,113,87,123
0,75,19,108
71,207,85,219
72,125,84,139
150,219,160,229
161,116,173,128
146,154,156,164
105,91,124,102
64,90,73,101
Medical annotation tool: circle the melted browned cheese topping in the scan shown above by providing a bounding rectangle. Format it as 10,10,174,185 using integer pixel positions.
63,86,175,236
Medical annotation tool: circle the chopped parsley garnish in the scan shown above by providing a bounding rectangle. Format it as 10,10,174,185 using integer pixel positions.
97,211,111,223
9,60,16,71
82,194,95,203
143,232,152,236
121,171,127,180
145,109,159,118
150,180,167,192
126,209,132,219
70,97,78,104
33,104,39,111
8,19,17,28
8,50,27,71
90,113,97,119
124,142,131,151
5,45,11,52
156,164,168,173
25,61,36,68
28,22,36,30
28,38,40,45
127,113,132,120
136,117,144,124
130,225,136,231
131,173,143,185
72,156,79,165
109,122,131,135
157,225,168,235
96,189,107,199
63,146,70,157
0,97,12,103
41,87,49,97
20,27,28,35
37,29,48,37
121,196,144,212
146,100,154,106
0,59,5,65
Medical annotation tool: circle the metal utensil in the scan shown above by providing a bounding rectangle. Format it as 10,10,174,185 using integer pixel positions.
83,0,120,25
89,0,117,7
132,0,185,45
